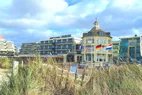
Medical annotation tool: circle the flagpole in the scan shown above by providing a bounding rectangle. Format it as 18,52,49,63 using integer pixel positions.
112,43,113,65
101,44,103,66
91,40,93,67
91,41,92,65
83,45,85,64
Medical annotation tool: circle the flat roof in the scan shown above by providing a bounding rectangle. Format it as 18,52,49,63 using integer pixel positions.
120,35,139,39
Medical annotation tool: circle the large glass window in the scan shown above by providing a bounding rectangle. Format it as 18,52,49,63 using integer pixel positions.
129,40,137,47
129,47,135,59
86,54,91,61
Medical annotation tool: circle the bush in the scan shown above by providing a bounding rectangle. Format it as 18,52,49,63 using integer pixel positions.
0,57,12,69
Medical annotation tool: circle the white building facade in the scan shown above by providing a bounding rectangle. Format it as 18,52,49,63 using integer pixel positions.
82,20,113,65
0,39,16,56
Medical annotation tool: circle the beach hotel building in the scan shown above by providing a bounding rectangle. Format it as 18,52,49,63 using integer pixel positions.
82,20,113,65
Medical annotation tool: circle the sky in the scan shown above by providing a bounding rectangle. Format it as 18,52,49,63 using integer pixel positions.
0,0,142,47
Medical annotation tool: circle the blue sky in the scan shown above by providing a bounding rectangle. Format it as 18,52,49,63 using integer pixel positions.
0,0,142,47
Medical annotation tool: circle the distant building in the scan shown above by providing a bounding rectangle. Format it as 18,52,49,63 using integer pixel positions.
119,35,142,63
39,35,82,63
82,20,112,65
19,42,39,55
112,41,120,63
0,40,16,56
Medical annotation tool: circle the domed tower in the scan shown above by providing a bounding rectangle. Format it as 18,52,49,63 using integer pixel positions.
93,18,100,30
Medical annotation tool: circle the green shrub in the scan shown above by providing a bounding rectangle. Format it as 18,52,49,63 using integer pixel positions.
0,57,12,69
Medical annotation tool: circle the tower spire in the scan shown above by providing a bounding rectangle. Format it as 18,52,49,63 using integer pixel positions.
93,18,100,30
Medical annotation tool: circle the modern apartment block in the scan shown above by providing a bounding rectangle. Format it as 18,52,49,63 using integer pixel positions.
119,35,142,63
82,20,112,65
0,40,16,56
39,35,78,55
39,35,82,62
19,42,39,55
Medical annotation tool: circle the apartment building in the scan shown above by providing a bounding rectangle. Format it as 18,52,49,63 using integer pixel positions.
39,35,77,55
39,35,81,62
0,39,16,56
19,42,39,55
119,35,142,63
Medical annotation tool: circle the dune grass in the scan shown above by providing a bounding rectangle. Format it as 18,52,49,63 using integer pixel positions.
0,57,142,95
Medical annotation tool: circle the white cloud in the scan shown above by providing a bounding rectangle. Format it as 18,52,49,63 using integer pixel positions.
132,28,142,35
0,0,110,29
36,0,68,22
53,15,77,26
64,0,109,17
0,18,47,29
26,29,59,40
39,0,68,14
111,0,142,10
48,0,110,27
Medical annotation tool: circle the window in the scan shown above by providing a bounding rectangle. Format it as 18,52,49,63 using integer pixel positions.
45,41,48,44
62,45,66,49
49,46,52,49
57,40,61,43
40,46,44,50
103,39,106,44
49,40,53,43
96,39,99,44
86,45,94,52
41,41,44,44
68,44,72,49
57,45,61,49
62,39,67,42
108,39,111,43
86,38,94,44
45,45,48,49
68,38,73,42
